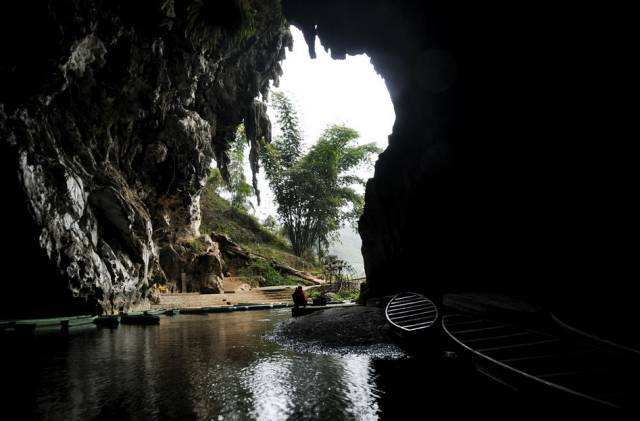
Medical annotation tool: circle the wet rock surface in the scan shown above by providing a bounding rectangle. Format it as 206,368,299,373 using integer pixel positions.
1,0,290,316
276,306,395,347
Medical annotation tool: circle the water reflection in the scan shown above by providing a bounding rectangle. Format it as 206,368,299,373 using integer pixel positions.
242,353,381,420
1,309,390,420
340,355,380,420
243,357,294,420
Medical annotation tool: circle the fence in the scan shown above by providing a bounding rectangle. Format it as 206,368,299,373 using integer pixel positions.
330,277,366,293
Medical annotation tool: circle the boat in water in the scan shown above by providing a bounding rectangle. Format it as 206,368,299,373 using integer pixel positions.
442,312,640,409
0,315,96,335
385,292,439,335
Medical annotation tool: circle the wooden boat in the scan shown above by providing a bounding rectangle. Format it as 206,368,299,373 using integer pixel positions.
385,292,439,333
442,313,640,409
120,312,160,325
2,315,96,334
291,302,357,317
94,315,120,328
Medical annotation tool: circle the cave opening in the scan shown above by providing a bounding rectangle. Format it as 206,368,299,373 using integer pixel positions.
1,0,638,415
238,25,396,278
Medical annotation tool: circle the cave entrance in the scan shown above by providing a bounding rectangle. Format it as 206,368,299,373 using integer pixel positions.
245,26,396,277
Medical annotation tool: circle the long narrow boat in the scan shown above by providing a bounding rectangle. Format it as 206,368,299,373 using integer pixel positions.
1,315,96,335
94,315,120,328
385,292,438,334
120,312,160,325
442,313,640,409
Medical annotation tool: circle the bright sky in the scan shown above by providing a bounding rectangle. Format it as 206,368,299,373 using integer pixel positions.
244,26,396,275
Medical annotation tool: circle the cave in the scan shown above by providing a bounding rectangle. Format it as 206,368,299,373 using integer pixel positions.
1,0,637,344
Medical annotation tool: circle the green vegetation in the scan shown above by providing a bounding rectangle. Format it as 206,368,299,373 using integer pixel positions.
305,287,360,302
200,167,321,285
226,125,255,212
183,237,209,254
237,260,282,286
335,290,360,302
179,0,274,52
320,255,355,284
201,173,284,247
261,92,380,257
306,289,322,298
243,242,315,272
236,260,313,287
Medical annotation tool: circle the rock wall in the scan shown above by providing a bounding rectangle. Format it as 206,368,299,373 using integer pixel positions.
284,0,638,329
0,0,290,317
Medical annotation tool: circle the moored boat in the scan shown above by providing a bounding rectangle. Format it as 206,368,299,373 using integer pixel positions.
385,292,439,335
442,313,640,409
94,315,120,328
120,312,160,325
1,315,96,335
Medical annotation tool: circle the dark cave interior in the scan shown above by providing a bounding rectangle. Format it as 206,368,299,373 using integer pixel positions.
0,1,637,343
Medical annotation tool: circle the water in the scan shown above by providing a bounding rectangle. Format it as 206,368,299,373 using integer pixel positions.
1,309,521,420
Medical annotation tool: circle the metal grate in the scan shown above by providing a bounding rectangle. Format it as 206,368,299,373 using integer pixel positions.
385,292,438,332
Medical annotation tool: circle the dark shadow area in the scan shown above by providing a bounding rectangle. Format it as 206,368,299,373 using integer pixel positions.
1,143,92,319
284,0,638,345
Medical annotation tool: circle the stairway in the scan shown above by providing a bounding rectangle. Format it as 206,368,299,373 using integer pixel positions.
153,286,300,309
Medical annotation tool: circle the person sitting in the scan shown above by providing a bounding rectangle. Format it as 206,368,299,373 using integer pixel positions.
292,286,307,308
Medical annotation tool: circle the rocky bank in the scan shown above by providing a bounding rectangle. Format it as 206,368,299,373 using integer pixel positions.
276,306,395,347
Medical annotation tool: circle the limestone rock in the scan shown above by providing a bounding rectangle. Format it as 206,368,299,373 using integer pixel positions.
0,0,290,316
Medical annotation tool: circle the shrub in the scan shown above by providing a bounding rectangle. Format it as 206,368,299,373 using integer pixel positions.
238,260,283,286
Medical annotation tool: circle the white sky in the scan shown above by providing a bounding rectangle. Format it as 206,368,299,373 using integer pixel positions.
238,26,396,274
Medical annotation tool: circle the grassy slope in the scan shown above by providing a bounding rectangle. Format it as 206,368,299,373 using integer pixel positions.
200,185,319,285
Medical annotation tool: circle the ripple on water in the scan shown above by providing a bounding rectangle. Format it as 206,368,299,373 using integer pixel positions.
266,321,408,360
6,310,407,420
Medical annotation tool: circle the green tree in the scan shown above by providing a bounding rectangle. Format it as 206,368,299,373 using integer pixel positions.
263,215,279,234
262,92,380,257
269,91,302,167
226,125,254,212
206,167,224,195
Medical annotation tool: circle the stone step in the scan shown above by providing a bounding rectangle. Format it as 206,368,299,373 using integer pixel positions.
155,288,296,309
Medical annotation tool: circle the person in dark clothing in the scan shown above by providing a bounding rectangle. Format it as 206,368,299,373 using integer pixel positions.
292,286,307,308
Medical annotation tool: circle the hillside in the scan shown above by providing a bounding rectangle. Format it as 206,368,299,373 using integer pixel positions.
200,182,319,286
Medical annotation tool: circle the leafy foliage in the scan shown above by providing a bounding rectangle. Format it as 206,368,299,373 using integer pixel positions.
201,183,283,247
199,178,320,274
262,215,279,234
180,0,258,52
237,260,313,286
226,125,254,212
261,92,380,257
321,255,355,284
206,167,224,194
238,260,283,286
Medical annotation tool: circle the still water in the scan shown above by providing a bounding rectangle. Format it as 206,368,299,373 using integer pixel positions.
2,309,516,420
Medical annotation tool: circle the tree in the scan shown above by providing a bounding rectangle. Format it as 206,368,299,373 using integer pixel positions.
269,91,302,167
262,92,380,257
226,125,254,212
263,215,279,234
321,255,354,284
206,167,224,195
